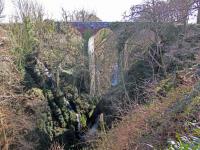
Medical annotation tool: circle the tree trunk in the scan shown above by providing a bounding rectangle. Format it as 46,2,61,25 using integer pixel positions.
197,7,200,24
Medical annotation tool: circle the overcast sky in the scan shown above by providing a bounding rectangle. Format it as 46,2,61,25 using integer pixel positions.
3,0,142,22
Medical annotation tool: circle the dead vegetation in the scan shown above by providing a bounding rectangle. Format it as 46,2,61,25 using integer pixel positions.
49,142,64,150
0,25,44,150
95,73,200,150
1,0,200,149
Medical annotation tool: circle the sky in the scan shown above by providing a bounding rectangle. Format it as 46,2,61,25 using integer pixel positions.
3,0,142,22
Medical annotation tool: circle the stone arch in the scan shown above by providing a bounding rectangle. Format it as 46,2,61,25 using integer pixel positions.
88,28,118,96
123,29,157,71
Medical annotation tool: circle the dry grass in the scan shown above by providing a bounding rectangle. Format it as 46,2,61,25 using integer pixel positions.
96,84,194,150
0,26,41,150
0,108,10,150
49,142,65,150
0,100,40,150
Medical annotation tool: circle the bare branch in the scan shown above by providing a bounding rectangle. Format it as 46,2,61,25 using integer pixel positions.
0,0,4,18
12,0,44,22
61,8,101,22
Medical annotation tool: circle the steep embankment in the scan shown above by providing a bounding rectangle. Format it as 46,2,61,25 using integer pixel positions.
96,73,200,150
0,26,46,150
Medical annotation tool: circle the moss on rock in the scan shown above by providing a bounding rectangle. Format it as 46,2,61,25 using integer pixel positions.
26,88,45,100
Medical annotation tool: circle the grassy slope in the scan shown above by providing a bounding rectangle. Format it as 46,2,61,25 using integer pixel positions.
96,79,199,150
0,26,43,150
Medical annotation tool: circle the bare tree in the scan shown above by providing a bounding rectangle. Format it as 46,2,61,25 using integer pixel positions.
124,0,169,22
191,0,200,24
125,0,194,25
168,0,193,26
0,0,4,18
167,0,200,25
125,0,171,77
62,8,101,22
194,0,200,23
13,0,44,22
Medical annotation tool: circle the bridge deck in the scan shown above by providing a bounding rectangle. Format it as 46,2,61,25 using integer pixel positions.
70,22,111,34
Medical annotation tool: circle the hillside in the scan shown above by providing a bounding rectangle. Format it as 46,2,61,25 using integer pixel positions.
0,25,47,149
2,0,200,149
0,21,200,150
96,75,200,149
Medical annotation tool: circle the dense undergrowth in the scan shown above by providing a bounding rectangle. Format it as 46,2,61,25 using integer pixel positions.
1,14,200,150
94,77,200,150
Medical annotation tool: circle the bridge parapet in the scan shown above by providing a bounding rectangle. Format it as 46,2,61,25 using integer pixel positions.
70,22,111,34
